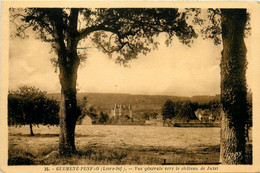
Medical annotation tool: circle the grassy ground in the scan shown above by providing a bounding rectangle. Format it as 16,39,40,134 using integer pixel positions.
8,144,221,165
8,125,252,165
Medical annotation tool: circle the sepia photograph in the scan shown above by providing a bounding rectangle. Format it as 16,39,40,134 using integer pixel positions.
1,1,260,173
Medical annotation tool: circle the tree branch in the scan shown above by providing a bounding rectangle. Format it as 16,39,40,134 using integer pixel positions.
77,24,120,41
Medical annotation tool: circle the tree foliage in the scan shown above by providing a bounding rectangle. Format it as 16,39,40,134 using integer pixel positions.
141,112,158,120
162,99,175,120
77,97,109,125
77,96,88,122
160,99,221,122
186,8,251,45
8,86,59,136
10,8,197,65
98,111,109,124
176,101,195,120
77,96,101,124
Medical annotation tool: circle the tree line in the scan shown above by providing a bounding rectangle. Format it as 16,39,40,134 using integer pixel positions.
161,94,252,126
8,86,251,134
161,99,221,121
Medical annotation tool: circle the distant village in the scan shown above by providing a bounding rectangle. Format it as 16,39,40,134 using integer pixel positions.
78,102,221,127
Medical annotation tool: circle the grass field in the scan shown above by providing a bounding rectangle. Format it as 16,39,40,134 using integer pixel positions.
8,125,252,165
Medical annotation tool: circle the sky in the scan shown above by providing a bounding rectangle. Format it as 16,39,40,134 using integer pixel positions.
9,19,253,97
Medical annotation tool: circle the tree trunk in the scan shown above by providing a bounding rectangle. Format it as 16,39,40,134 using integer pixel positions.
58,49,80,156
220,9,248,164
29,123,34,136
50,8,81,156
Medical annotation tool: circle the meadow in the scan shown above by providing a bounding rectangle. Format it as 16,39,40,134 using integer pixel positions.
8,125,252,165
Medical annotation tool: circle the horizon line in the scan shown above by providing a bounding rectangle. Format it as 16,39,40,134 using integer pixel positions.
46,91,220,98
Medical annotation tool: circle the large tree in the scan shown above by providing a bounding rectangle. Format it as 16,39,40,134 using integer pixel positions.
11,8,196,155
200,8,249,164
219,9,248,164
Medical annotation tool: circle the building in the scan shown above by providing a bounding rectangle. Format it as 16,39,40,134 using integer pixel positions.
77,115,92,125
110,104,133,118
195,109,214,122
145,114,164,127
